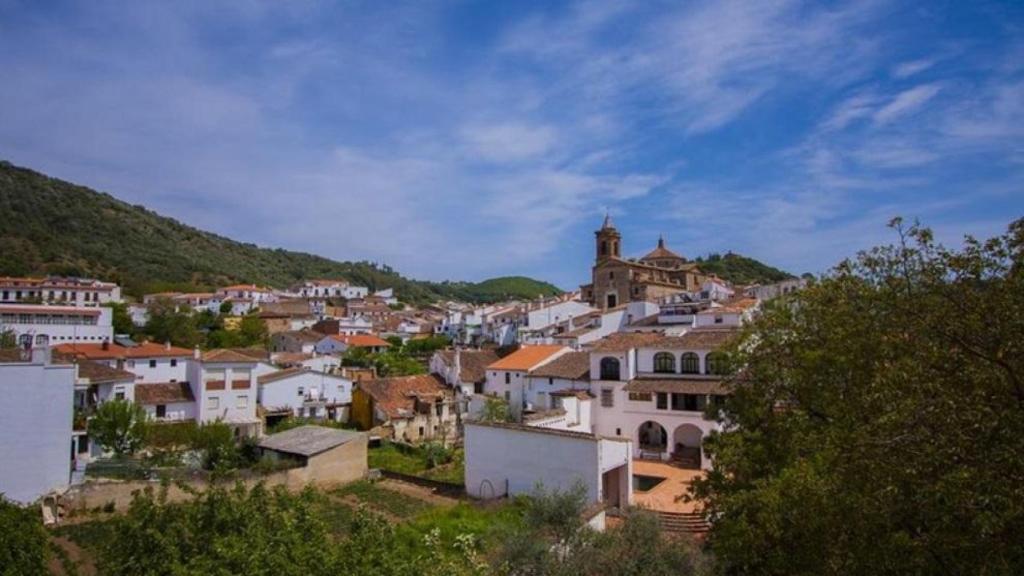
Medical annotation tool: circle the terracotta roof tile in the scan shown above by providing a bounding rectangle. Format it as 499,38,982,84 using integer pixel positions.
529,351,590,380
202,349,260,363
436,349,500,384
75,360,136,384
135,382,195,404
328,334,391,348
487,345,566,371
54,342,192,360
623,377,729,395
358,374,450,420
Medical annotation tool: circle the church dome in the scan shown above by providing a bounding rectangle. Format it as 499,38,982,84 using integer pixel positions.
640,236,685,263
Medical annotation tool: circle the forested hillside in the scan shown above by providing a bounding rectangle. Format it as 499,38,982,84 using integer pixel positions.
0,161,561,302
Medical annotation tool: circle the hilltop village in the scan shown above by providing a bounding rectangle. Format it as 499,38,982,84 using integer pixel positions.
0,216,802,533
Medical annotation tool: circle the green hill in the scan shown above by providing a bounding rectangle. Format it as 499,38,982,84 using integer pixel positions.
0,161,562,303
694,252,794,285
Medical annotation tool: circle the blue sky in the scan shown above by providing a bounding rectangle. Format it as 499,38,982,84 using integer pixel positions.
1,1,1021,289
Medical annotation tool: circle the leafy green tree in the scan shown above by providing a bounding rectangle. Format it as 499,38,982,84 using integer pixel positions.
373,350,426,377
341,347,372,368
694,218,1024,575
103,301,135,335
219,301,233,315
190,421,240,472
0,330,15,349
144,298,201,348
237,314,268,347
91,399,149,457
0,496,47,576
479,396,512,423
404,335,451,356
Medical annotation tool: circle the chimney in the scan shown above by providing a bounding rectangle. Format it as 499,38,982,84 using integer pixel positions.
193,346,201,360
101,340,110,351
165,340,171,351
454,347,462,383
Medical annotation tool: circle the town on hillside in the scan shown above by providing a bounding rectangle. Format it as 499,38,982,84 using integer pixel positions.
0,216,803,530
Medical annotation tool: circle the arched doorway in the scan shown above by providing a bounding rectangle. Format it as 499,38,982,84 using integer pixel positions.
672,424,704,469
637,421,667,457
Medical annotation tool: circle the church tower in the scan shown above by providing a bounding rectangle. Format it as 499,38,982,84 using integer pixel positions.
595,213,621,262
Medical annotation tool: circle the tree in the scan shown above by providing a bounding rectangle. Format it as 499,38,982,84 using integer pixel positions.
103,302,135,335
90,399,149,457
0,496,47,576
219,301,233,315
694,218,1024,575
190,421,240,472
479,396,512,423
0,330,15,349
144,298,201,348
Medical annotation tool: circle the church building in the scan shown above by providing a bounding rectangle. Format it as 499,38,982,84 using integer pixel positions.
580,215,709,309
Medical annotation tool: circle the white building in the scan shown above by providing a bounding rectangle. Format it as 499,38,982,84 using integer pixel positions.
54,341,192,384
430,348,500,396
135,382,197,423
72,360,138,462
519,351,592,414
694,298,758,328
482,345,571,415
189,349,262,436
257,367,353,421
0,348,75,503
1,304,113,347
0,276,122,307
587,329,737,470
293,280,369,300
464,421,631,511
270,330,323,354
216,284,278,306
314,333,391,355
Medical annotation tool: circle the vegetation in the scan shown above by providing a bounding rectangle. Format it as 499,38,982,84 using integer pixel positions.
341,346,426,377
0,496,47,576
478,396,513,423
693,251,794,285
89,399,150,457
368,441,465,484
0,161,561,303
266,417,357,435
695,218,1024,575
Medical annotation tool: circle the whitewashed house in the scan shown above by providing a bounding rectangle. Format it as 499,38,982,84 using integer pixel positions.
0,276,122,307
314,333,391,355
135,382,197,423
464,421,632,514
54,341,191,384
270,330,323,354
0,348,75,503
257,367,353,421
1,304,113,347
482,345,571,417
189,349,262,436
586,329,737,470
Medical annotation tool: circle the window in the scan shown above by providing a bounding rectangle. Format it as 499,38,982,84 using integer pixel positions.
114,389,126,401
653,352,676,373
599,357,621,380
616,428,622,436
706,352,727,375
714,315,724,324
156,405,167,418
208,397,220,410
297,386,304,397
236,395,248,409
671,393,705,411
600,388,614,407
548,377,554,386
656,392,668,410
149,359,157,368
504,372,511,385
504,391,510,401
681,352,700,374
170,359,177,367
628,391,652,402
419,426,425,437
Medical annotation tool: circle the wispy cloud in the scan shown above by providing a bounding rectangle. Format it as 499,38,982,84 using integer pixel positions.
872,83,943,125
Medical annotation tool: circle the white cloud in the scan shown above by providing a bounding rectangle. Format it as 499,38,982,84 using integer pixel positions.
459,122,559,163
891,58,936,79
873,83,942,125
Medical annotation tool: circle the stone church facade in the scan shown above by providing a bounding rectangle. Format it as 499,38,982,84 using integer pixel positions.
580,216,709,309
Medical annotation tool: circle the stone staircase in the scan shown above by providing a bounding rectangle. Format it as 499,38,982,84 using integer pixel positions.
655,510,710,535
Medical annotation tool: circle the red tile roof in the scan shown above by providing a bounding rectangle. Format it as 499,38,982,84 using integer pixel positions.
55,342,192,360
135,382,196,405
487,345,565,371
358,374,450,420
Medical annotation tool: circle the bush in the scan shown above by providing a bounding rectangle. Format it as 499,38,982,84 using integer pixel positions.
0,495,47,576
189,422,240,472
90,399,149,457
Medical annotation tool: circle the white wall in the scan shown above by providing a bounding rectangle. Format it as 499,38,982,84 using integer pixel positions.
466,424,602,503
142,401,196,422
0,305,113,346
120,355,190,384
189,362,259,424
0,353,74,503
258,371,352,416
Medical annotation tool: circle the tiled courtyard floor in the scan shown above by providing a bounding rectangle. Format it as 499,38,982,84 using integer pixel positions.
631,459,704,513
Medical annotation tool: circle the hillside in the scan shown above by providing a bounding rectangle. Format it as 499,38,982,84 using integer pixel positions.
0,161,562,303
694,252,794,285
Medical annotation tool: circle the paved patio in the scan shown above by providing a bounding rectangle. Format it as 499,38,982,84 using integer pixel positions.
631,459,704,513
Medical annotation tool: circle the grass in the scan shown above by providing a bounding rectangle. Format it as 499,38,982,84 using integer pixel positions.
368,442,465,485
332,481,433,519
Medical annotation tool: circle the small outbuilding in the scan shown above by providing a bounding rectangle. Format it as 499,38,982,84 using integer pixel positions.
258,425,368,488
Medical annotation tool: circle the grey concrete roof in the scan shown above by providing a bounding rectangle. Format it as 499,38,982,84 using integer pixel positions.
258,425,364,457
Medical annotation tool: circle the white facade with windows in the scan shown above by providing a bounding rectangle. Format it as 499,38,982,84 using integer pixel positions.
257,368,352,421
0,304,113,347
0,276,122,307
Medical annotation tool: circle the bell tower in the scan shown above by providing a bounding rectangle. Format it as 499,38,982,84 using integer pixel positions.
595,213,621,262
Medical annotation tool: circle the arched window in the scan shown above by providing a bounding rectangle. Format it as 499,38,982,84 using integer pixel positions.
705,352,728,375
600,357,621,380
653,352,676,374
681,352,699,374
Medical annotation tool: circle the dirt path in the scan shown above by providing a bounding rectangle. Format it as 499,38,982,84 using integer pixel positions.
378,478,462,507
49,535,97,576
